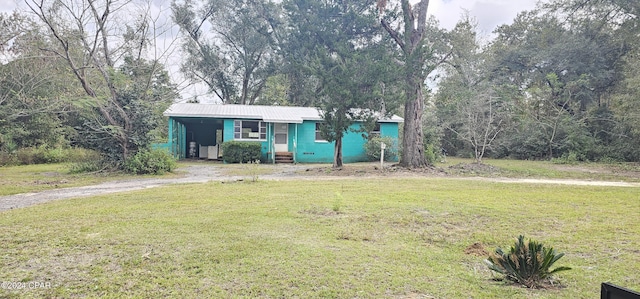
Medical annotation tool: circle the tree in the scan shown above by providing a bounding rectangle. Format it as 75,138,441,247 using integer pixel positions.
447,94,509,163
283,0,396,168
26,0,177,165
377,0,451,168
436,18,498,161
0,11,74,153
545,0,640,161
172,0,278,104
487,9,631,160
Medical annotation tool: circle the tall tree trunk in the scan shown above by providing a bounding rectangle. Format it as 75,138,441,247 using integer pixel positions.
380,0,431,168
402,79,428,167
334,136,343,168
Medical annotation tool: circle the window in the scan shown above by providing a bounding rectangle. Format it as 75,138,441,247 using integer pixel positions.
315,122,327,142
371,122,381,136
234,120,266,140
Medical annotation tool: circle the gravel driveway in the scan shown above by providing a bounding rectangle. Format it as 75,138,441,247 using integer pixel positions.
0,165,307,212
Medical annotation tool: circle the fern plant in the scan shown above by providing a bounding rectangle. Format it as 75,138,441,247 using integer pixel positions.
485,235,571,288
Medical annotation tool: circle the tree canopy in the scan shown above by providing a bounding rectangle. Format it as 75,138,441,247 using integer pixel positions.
2,0,640,168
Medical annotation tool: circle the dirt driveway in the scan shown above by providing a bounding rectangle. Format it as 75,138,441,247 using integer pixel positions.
1,164,638,212
0,164,311,211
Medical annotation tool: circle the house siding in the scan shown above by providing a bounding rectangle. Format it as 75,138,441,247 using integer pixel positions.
224,119,272,161
294,121,399,163
160,115,400,163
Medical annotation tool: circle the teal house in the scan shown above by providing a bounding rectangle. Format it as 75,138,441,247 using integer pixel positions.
159,103,402,163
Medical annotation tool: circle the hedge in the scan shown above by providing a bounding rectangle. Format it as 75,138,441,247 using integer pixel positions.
221,141,261,163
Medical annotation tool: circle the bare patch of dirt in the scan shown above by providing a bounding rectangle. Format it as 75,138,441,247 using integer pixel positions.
448,163,501,176
392,291,436,299
465,242,489,257
300,163,448,177
33,180,69,185
299,162,503,178
299,206,343,217
40,172,62,177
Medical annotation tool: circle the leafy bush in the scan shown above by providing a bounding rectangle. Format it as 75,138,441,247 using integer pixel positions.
364,136,397,162
66,148,102,163
552,151,586,165
124,148,177,175
15,146,69,164
424,143,438,165
221,141,262,163
1,146,103,166
0,153,17,165
485,235,571,288
66,148,108,173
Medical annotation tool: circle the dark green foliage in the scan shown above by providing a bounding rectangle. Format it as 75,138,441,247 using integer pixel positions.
172,0,277,104
485,235,571,288
282,0,398,167
423,108,443,165
221,141,262,164
67,149,106,173
15,146,68,165
0,13,73,161
124,149,177,175
424,143,438,165
364,136,398,162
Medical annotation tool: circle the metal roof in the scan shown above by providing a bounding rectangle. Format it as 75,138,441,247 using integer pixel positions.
164,103,403,123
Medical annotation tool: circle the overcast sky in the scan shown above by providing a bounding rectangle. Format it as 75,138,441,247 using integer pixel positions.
429,0,540,33
2,0,542,34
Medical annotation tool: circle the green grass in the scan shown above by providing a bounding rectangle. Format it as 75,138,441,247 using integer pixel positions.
0,163,181,196
0,164,119,196
437,157,640,182
1,178,638,298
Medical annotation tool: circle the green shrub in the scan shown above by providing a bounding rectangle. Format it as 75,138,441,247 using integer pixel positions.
485,235,571,288
552,151,588,165
42,147,67,163
0,151,18,166
364,136,398,162
424,143,438,165
8,146,102,165
124,148,177,175
221,141,262,164
15,147,38,164
66,148,102,163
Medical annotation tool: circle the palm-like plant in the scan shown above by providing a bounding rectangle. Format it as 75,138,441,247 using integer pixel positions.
485,235,571,288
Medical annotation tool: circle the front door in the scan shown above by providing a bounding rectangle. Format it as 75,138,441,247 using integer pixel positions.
274,123,288,152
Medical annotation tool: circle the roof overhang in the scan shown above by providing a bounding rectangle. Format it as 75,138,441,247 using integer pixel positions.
164,103,403,123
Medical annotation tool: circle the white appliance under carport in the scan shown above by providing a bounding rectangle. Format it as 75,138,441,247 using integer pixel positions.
199,144,221,160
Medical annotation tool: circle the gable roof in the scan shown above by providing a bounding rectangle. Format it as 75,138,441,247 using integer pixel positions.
164,103,403,123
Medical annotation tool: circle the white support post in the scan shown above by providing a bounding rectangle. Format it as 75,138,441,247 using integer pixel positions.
380,142,386,168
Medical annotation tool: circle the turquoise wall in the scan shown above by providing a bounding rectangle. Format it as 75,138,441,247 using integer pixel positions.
294,121,399,163
162,117,400,163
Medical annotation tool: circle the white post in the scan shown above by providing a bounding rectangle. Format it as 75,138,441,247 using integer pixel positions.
380,142,386,168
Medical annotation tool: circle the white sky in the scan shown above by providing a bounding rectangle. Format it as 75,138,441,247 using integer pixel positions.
2,0,542,100
429,0,540,32
0,0,18,12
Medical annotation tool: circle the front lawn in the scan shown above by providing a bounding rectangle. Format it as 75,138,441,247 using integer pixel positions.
1,178,638,298
0,163,179,196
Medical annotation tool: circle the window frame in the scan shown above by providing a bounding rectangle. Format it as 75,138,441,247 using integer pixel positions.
234,120,267,141
315,122,328,142
371,122,381,137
